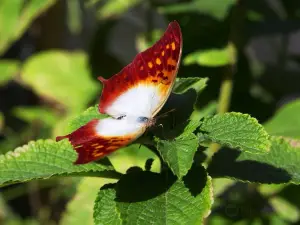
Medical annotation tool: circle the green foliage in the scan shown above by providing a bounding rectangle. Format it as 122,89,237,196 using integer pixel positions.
94,167,213,225
21,51,100,112
200,112,270,154
0,0,57,55
61,177,117,225
0,139,113,187
264,100,300,138
160,0,235,20
184,43,236,67
156,120,201,178
0,60,19,86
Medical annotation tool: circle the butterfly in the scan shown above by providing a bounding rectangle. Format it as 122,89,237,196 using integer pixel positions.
56,21,182,164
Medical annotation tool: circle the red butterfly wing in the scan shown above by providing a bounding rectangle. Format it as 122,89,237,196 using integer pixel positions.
56,21,182,164
98,21,182,116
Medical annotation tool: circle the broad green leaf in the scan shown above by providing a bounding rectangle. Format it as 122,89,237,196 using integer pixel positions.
61,177,117,225
21,51,100,112
269,197,299,223
208,136,300,184
0,139,113,187
0,0,56,55
94,166,213,225
108,144,161,174
183,43,236,67
201,112,270,154
160,0,235,20
12,106,59,127
0,60,19,85
264,99,300,138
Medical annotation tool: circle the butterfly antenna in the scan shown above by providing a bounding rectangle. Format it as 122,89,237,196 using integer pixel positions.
156,108,176,119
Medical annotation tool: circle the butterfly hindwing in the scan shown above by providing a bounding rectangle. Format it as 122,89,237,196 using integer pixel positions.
56,118,145,164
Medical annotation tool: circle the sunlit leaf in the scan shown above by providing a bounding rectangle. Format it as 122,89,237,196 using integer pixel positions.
184,43,236,67
0,60,19,86
264,99,300,138
21,51,100,112
0,0,57,55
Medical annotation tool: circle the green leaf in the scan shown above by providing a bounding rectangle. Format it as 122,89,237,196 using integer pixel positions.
67,105,108,131
94,166,213,225
91,0,141,19
156,120,201,178
160,0,235,20
21,51,100,112
0,139,113,187
173,77,208,94
61,177,117,225
264,99,300,138
208,136,300,184
0,0,56,55
269,197,299,223
201,112,270,154
12,106,59,127
108,144,161,174
0,60,19,86
183,43,236,67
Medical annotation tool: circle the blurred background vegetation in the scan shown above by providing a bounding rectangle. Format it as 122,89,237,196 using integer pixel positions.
1,0,300,224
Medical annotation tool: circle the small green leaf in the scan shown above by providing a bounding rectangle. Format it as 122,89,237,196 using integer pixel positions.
61,177,117,225
0,60,19,86
21,51,100,112
109,144,161,174
269,197,300,223
94,166,213,225
201,112,270,154
67,105,108,131
160,0,235,20
94,0,141,19
0,0,57,55
0,139,113,187
264,99,300,138
156,120,201,178
173,77,208,94
183,43,236,67
12,106,59,127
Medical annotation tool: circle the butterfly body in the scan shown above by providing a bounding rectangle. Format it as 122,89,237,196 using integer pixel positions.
56,21,182,164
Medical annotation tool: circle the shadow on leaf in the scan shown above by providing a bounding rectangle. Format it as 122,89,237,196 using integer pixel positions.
208,148,291,183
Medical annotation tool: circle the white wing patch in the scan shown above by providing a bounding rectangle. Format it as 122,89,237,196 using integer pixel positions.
105,84,162,118
95,117,146,137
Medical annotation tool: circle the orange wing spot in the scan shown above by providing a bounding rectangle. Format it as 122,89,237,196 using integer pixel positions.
166,44,170,49
91,143,99,147
93,152,104,157
161,51,165,56
140,66,144,70
156,58,162,65
167,58,177,66
171,42,176,50
148,62,153,68
95,145,104,149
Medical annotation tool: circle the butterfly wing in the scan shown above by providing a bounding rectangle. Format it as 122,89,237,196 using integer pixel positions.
56,117,146,164
98,21,182,118
56,21,182,164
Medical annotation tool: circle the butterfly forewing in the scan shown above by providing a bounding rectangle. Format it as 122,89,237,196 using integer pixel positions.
99,21,182,118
